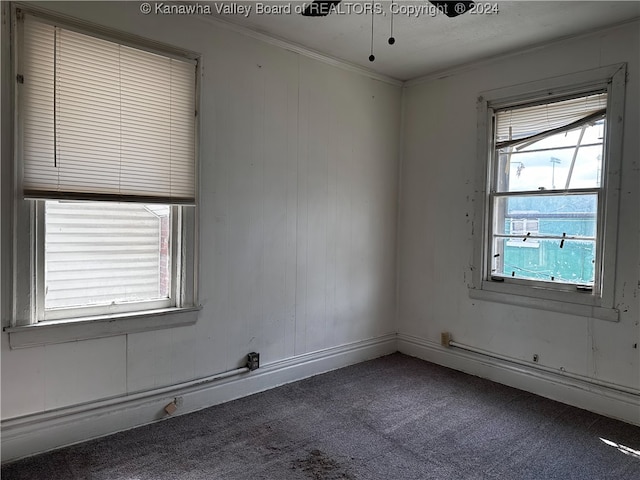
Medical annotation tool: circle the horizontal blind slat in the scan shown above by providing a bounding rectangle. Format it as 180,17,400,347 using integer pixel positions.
21,16,196,203
496,93,607,141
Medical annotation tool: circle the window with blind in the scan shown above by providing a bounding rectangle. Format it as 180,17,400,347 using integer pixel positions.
489,92,606,289
470,65,626,320
13,11,198,326
41,201,176,321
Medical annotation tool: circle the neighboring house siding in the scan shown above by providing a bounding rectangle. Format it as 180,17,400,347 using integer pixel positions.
503,215,596,283
45,202,166,309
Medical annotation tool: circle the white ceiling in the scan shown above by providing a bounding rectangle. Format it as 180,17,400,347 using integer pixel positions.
207,1,640,81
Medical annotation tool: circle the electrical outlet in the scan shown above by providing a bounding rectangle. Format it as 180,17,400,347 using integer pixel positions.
247,352,260,371
533,354,539,363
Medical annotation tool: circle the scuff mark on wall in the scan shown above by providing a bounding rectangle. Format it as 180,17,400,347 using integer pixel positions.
616,303,630,313
588,319,598,378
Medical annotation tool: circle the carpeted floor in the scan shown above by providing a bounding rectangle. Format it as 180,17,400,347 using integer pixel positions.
2,353,639,479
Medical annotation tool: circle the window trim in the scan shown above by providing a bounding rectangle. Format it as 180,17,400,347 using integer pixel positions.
470,64,626,322
4,306,201,349
2,4,201,347
36,201,180,322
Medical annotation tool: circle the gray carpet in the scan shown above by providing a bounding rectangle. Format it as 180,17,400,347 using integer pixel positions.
2,353,639,479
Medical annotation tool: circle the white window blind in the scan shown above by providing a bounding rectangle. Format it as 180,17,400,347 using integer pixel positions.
20,15,196,204
495,92,607,148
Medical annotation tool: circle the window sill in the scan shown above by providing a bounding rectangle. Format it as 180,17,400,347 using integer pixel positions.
468,284,619,322
4,306,201,349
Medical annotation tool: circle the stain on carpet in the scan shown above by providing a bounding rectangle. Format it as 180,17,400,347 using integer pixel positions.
291,449,355,480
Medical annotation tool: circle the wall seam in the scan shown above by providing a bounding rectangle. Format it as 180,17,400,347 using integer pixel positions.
393,85,407,335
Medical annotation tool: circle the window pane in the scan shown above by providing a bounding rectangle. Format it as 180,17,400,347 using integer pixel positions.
493,194,598,238
45,201,171,309
492,238,596,285
496,121,604,192
491,194,598,285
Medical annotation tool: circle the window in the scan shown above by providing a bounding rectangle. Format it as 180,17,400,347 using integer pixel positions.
41,201,176,321
471,65,626,321
490,93,605,287
5,8,200,346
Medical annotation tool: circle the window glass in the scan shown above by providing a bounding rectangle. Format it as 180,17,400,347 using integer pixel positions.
493,195,597,237
9,11,198,333
492,238,596,285
495,121,605,192
490,93,605,289
45,201,171,310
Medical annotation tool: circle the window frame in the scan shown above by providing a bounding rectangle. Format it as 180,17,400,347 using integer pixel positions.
36,201,181,322
2,4,201,348
488,102,604,291
470,64,626,322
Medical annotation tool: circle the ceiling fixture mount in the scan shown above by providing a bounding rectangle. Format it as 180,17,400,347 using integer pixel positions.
388,0,396,45
301,1,476,18
431,1,475,18
301,1,476,61
369,0,375,61
301,0,341,17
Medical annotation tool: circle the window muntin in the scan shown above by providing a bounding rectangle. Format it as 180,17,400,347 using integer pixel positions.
489,93,606,290
506,217,540,248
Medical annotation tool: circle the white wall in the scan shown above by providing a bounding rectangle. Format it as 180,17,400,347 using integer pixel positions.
398,22,639,419
2,0,638,463
1,0,400,438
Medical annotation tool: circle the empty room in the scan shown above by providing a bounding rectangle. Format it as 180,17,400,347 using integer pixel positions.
1,1,639,478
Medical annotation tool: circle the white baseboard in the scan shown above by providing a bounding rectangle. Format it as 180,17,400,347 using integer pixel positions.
397,333,640,427
1,333,397,463
4,332,636,463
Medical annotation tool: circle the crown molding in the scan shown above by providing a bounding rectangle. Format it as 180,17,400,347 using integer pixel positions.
404,16,640,88
192,13,404,87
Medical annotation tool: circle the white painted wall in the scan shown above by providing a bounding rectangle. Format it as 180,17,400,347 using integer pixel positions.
2,0,638,463
398,22,639,407
1,1,400,421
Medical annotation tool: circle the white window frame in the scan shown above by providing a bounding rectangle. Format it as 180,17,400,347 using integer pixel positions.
470,64,626,322
35,201,181,322
2,5,201,348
